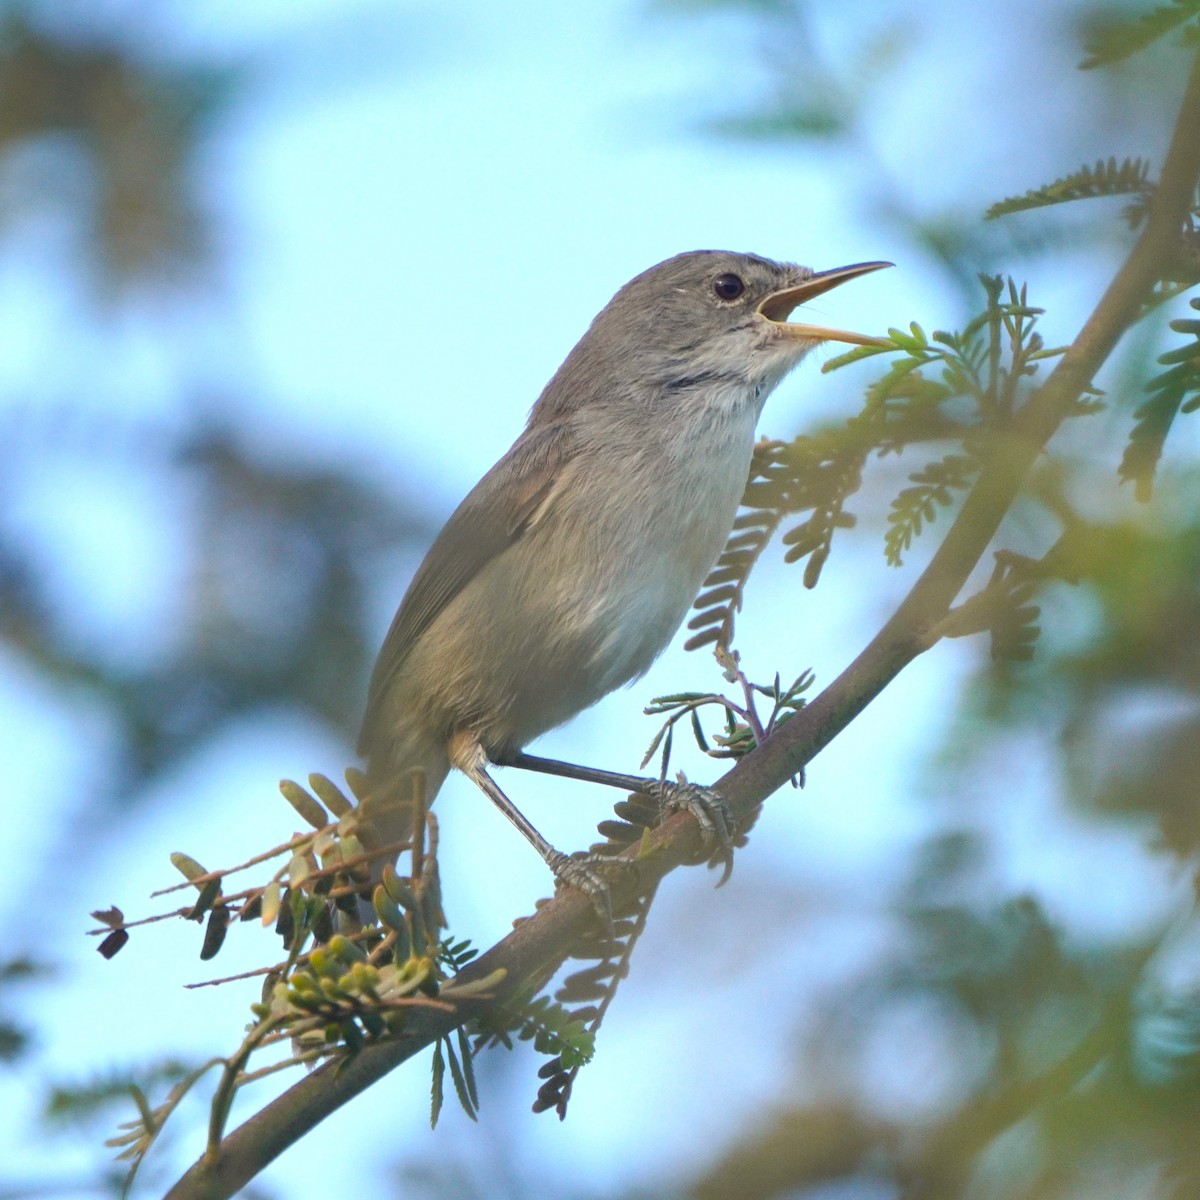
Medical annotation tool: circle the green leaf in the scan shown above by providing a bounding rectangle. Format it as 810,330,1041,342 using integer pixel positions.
457,1026,480,1110
278,779,330,830
445,1036,478,1120
821,340,894,372
169,852,206,882
885,453,979,566
306,773,354,818
1119,297,1200,500
1121,370,1193,498
985,158,1151,221
430,1039,445,1129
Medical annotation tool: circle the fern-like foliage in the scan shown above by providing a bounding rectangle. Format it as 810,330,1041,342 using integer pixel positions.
430,1027,481,1127
885,452,980,566
686,392,951,650
1081,0,1200,69
684,439,793,652
933,548,1052,664
471,988,597,1117
988,579,1042,664
1120,297,1200,500
474,796,658,1118
533,893,651,1117
686,276,1069,654
96,771,501,1186
985,157,1153,223
641,659,814,780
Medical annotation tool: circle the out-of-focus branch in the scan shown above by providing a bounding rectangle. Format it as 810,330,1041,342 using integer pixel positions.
164,50,1200,1200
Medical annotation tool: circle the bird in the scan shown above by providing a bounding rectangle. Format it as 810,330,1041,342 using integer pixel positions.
357,249,890,904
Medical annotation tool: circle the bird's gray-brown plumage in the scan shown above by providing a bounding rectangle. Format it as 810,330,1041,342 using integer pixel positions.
357,250,890,879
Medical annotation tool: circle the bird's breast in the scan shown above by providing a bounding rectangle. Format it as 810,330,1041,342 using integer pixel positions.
413,386,760,755
550,389,758,691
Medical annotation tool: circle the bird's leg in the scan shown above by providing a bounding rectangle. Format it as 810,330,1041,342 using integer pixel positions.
454,743,626,925
498,750,735,864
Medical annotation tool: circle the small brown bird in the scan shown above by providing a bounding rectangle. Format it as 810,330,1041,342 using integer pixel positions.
358,250,889,900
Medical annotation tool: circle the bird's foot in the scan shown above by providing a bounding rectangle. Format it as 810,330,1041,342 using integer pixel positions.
638,780,736,884
545,849,632,928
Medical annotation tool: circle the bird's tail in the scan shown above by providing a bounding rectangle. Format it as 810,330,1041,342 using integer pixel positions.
357,728,450,883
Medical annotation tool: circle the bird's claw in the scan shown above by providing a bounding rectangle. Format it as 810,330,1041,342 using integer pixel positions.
545,849,623,928
639,780,736,884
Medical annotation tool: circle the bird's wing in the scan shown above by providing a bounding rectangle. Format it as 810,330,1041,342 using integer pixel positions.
358,417,575,754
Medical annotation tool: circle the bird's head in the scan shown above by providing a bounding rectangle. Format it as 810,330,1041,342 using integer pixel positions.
536,250,891,417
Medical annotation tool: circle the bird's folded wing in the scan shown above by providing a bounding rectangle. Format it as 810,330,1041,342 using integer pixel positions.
357,418,575,755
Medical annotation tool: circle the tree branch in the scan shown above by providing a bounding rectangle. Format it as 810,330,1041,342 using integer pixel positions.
728,48,1200,802
165,51,1200,1200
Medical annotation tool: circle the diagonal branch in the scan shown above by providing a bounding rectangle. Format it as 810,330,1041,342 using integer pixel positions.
727,47,1200,804
164,50,1200,1200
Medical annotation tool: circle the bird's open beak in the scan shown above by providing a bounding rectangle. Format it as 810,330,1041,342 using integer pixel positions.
758,260,893,347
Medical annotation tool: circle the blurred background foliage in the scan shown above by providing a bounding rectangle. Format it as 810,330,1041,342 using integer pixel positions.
6,0,1200,1197
0,5,432,794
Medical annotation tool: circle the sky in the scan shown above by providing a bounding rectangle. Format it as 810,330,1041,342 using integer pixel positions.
2,1,1191,1197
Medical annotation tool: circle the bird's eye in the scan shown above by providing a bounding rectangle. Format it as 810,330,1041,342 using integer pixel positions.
712,273,745,301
